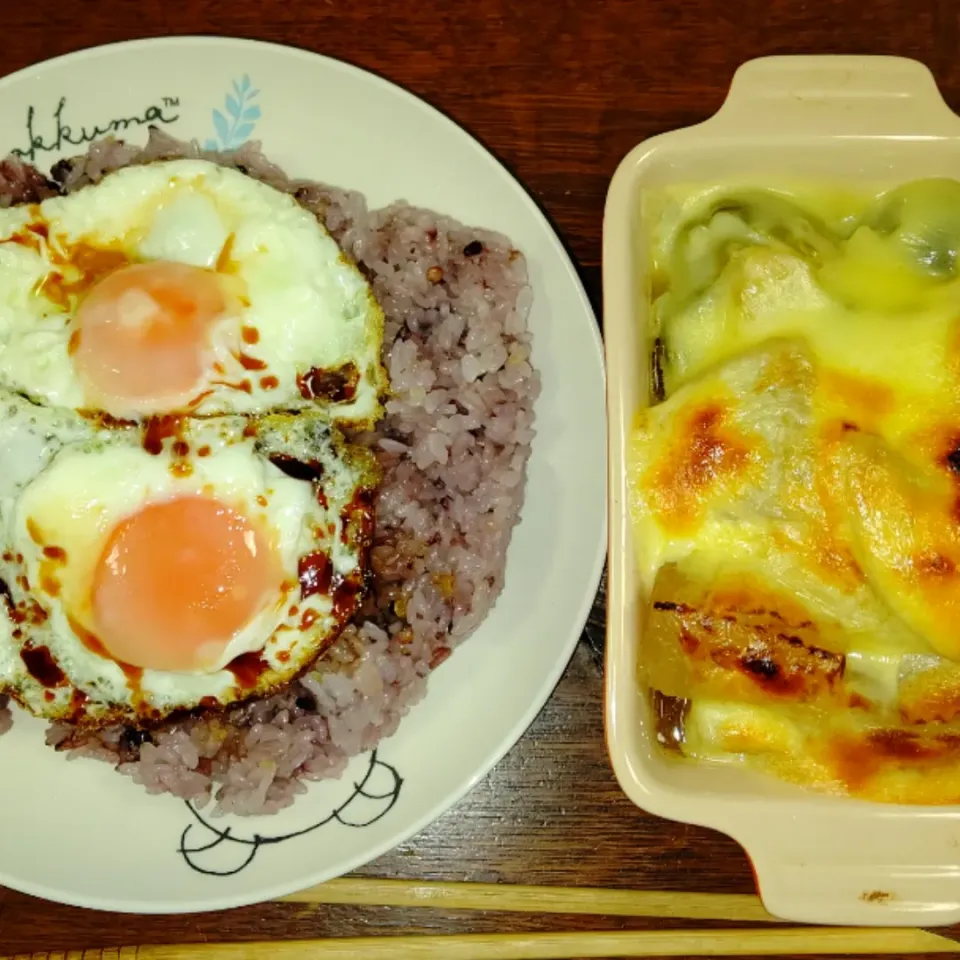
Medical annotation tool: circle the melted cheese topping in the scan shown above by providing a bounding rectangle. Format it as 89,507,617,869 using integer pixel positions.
632,180,960,804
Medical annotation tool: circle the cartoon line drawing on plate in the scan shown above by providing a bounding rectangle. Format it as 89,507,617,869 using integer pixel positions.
204,76,260,151
177,750,403,876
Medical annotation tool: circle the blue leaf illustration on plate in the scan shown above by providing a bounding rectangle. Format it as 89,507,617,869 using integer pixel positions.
207,77,260,150
212,109,230,143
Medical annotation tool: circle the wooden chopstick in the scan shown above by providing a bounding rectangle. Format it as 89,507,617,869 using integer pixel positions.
7,927,958,959
281,877,780,922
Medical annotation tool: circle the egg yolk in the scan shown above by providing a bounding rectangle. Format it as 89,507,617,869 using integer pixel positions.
72,261,232,411
91,495,279,673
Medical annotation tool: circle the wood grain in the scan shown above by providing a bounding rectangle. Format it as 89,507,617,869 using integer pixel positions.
0,1,958,957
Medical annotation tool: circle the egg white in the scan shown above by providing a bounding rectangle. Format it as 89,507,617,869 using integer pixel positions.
0,394,378,725
0,159,385,425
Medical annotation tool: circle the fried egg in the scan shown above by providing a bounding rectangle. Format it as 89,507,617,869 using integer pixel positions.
0,393,378,726
0,159,385,425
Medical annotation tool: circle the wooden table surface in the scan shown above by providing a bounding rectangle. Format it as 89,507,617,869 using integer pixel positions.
1,1,959,957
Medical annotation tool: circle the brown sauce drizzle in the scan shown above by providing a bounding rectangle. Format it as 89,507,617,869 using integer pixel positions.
68,616,142,687
185,389,213,411
11,598,48,626
340,487,376,546
331,568,369,624
238,352,267,371
213,378,253,394
39,541,67,598
296,362,360,403
20,644,66,687
298,551,333,600
260,375,279,390
142,415,183,455
79,410,136,431
226,651,270,689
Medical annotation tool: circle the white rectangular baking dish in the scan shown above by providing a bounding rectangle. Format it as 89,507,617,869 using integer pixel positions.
603,55,960,928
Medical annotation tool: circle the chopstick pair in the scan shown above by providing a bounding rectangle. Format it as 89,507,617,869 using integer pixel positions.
7,879,959,959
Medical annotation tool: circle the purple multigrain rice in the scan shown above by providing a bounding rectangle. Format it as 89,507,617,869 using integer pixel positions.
0,157,60,206
6,132,539,815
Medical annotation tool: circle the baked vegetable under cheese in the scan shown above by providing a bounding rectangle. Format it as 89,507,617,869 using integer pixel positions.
632,179,960,803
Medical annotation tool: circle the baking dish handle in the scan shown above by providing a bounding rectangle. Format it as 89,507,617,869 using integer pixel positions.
706,56,960,138
740,810,960,927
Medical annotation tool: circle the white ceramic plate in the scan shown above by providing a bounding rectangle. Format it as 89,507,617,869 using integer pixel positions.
0,37,605,914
